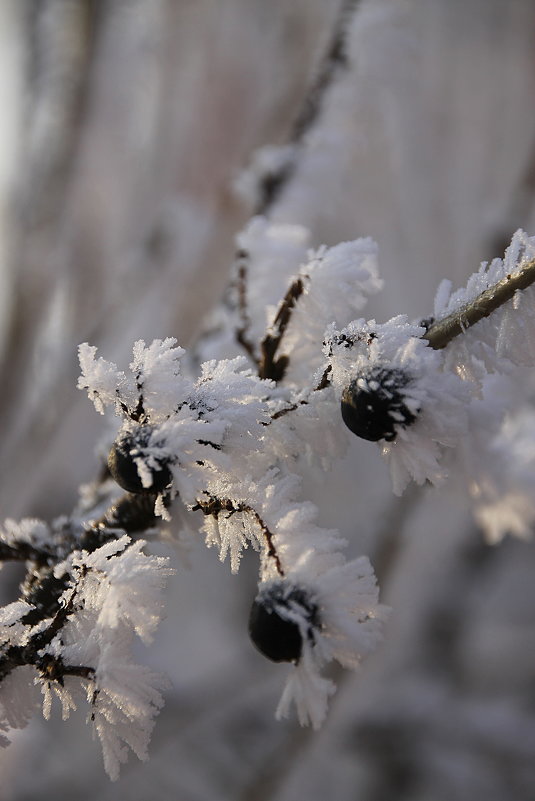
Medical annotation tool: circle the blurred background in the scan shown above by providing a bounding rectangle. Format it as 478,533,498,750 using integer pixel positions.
1,0,535,798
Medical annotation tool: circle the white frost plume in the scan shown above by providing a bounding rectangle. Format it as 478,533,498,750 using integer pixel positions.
90,637,169,781
0,666,41,747
78,338,189,421
327,317,472,494
464,405,535,543
249,555,388,729
71,536,174,644
0,602,33,648
235,215,310,342
434,229,535,382
281,238,383,386
0,518,51,549
199,468,345,576
40,536,174,778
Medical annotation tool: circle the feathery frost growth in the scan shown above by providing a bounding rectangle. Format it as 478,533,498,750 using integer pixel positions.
3,0,535,766
3,222,535,776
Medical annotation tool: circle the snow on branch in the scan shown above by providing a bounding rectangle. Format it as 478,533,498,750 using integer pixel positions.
425,236,535,353
3,214,535,779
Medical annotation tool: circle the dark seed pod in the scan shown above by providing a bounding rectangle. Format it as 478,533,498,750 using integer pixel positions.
102,492,160,533
248,582,319,663
341,365,418,442
21,569,70,625
107,427,171,494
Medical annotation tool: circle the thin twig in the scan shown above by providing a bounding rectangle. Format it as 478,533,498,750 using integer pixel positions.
424,257,535,350
490,132,535,257
259,276,304,380
234,250,260,365
266,365,332,423
0,541,53,565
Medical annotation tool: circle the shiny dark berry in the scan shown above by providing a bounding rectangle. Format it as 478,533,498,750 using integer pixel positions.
107,427,171,494
248,582,319,663
341,366,418,442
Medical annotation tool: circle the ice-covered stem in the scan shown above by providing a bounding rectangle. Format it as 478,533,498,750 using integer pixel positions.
0,491,160,680
0,585,93,683
268,366,332,422
192,495,285,576
424,257,535,350
256,0,361,215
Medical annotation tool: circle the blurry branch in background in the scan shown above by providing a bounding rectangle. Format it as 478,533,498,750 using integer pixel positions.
255,0,361,215
235,0,361,364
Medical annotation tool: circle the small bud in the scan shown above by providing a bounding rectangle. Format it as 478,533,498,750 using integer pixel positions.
107,427,171,494
341,365,418,442
248,582,319,663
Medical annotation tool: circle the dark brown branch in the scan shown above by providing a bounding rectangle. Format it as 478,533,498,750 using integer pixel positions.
259,277,304,381
0,587,80,682
37,653,95,684
234,251,260,365
0,541,53,565
424,257,535,350
249,509,285,577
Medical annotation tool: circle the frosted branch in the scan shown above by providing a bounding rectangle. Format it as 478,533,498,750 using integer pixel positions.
192,496,285,576
424,257,535,350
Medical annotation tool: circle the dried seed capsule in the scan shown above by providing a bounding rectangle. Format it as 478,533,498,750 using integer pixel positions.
107,427,171,494
341,366,418,442
248,582,318,663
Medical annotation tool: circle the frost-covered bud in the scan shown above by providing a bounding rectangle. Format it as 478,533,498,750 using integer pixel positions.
108,427,171,494
248,581,319,663
341,366,418,442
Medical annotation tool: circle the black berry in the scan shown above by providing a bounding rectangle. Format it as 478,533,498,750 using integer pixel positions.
248,582,319,663
341,366,418,442
107,427,171,494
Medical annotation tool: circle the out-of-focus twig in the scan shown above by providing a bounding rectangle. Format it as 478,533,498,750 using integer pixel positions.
255,0,361,216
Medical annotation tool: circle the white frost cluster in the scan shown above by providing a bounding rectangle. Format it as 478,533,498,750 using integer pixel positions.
0,517,51,549
0,533,173,779
78,333,389,732
278,238,383,386
326,316,472,494
79,340,272,506
236,216,311,345
434,229,535,381
462,404,535,544
5,217,535,779
45,536,173,779
274,556,388,728
429,230,535,537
